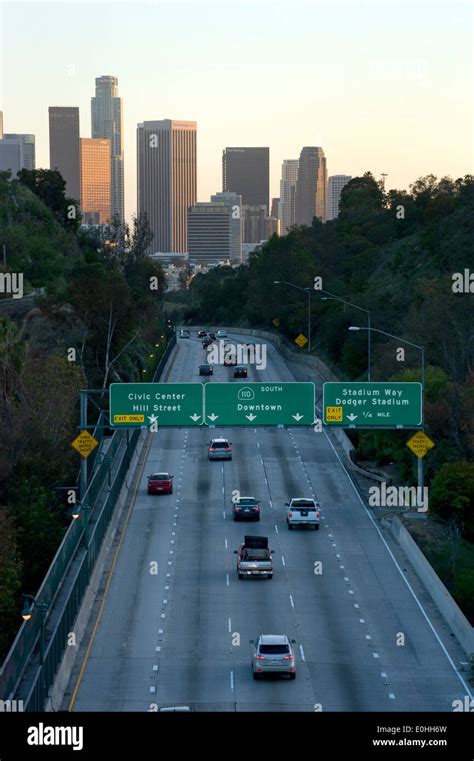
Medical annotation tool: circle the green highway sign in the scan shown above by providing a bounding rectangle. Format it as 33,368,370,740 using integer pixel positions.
109,383,203,427
323,382,423,428
204,382,315,426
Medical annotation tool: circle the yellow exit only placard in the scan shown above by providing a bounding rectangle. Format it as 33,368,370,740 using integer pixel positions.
325,406,343,422
113,414,145,423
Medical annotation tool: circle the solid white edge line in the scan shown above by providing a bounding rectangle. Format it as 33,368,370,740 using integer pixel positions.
299,644,305,661
230,670,234,690
323,428,473,698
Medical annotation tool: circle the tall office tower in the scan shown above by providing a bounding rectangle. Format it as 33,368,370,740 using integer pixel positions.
80,138,111,225
187,202,233,265
222,147,269,211
91,75,124,222
327,174,352,220
3,134,35,169
242,205,267,243
278,159,299,233
0,141,23,177
211,191,242,263
49,107,80,200
137,119,196,253
271,197,279,219
295,147,327,225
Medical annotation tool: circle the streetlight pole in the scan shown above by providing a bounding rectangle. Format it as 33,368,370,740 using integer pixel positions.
273,280,312,353
319,290,371,380
348,325,425,490
22,595,49,666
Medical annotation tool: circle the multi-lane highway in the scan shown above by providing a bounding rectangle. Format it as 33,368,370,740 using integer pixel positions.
65,332,471,712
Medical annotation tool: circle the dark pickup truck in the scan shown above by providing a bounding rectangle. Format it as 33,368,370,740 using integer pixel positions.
234,536,274,579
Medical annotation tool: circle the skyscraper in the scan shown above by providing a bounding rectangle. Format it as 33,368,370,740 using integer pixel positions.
137,119,196,253
80,138,111,225
211,191,242,263
187,202,233,266
49,107,80,201
222,147,269,211
295,147,327,225
91,76,124,222
278,159,299,233
327,175,352,220
3,134,35,170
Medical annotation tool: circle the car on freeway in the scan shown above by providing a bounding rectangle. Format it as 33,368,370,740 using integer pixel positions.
217,330,228,338
197,330,208,338
232,496,260,521
208,332,216,341
199,364,213,376
286,497,320,529
234,536,273,579
147,472,174,495
224,354,237,366
179,329,190,338
234,366,248,378
202,337,213,348
251,634,296,680
208,438,232,460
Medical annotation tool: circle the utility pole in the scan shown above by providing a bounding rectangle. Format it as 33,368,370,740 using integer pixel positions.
381,173,388,191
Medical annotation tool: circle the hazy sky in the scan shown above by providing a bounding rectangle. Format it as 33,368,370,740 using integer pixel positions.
1,0,473,222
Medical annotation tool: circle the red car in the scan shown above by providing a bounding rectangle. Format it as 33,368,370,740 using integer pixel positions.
147,472,174,495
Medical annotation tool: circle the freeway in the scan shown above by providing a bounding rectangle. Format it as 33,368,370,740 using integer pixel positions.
64,332,471,712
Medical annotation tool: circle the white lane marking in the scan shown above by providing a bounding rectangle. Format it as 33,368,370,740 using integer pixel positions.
225,538,228,549
389,693,396,700
228,618,232,632
165,585,169,591
365,634,372,640
269,499,273,508
167,561,172,566
373,653,380,659
156,646,161,652
328,534,333,538
149,687,155,693
153,665,158,671
340,565,344,570
226,573,230,586
323,429,473,699
166,574,171,578
353,603,359,609
161,613,166,618
274,524,279,534
381,672,387,679
230,671,234,691
163,599,168,604
172,531,176,536
159,629,164,634
348,589,354,594
171,540,175,544
281,555,286,566
289,594,295,608
222,486,225,494
359,619,365,624
344,577,349,581
299,645,305,661
223,510,226,519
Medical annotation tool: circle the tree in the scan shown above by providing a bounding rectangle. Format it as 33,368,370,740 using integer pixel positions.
0,505,22,660
0,315,26,413
430,461,474,539
17,169,80,232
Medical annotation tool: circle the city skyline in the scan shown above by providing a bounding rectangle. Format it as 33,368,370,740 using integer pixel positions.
2,2,473,223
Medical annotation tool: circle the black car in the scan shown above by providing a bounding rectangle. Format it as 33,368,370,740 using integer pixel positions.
199,364,213,375
234,366,248,378
202,337,213,348
233,497,261,521
198,330,207,338
208,333,216,340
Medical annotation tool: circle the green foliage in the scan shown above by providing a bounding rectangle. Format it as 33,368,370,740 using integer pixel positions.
453,570,474,622
17,168,80,232
430,462,474,539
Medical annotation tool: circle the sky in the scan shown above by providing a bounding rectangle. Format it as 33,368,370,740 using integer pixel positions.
1,0,473,222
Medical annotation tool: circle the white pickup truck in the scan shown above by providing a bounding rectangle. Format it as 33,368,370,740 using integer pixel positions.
234,536,274,579
286,498,321,530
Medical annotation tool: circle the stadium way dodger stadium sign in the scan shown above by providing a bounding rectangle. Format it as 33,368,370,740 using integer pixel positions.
323,382,423,428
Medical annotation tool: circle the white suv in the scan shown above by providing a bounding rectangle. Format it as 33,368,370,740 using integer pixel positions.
216,330,228,338
286,498,320,530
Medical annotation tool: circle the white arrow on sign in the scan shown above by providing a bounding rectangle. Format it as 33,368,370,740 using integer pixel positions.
189,413,201,422
347,413,358,421
207,413,219,422
292,413,304,422
246,413,257,422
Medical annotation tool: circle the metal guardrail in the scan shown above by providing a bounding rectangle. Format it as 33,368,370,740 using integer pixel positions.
0,335,176,708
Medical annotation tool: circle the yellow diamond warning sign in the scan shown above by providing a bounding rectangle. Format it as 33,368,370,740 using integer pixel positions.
325,406,343,422
406,431,435,458
272,317,281,327
71,430,99,459
294,334,308,348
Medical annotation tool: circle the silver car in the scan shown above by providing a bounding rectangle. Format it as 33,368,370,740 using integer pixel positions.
251,634,296,679
208,438,232,460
